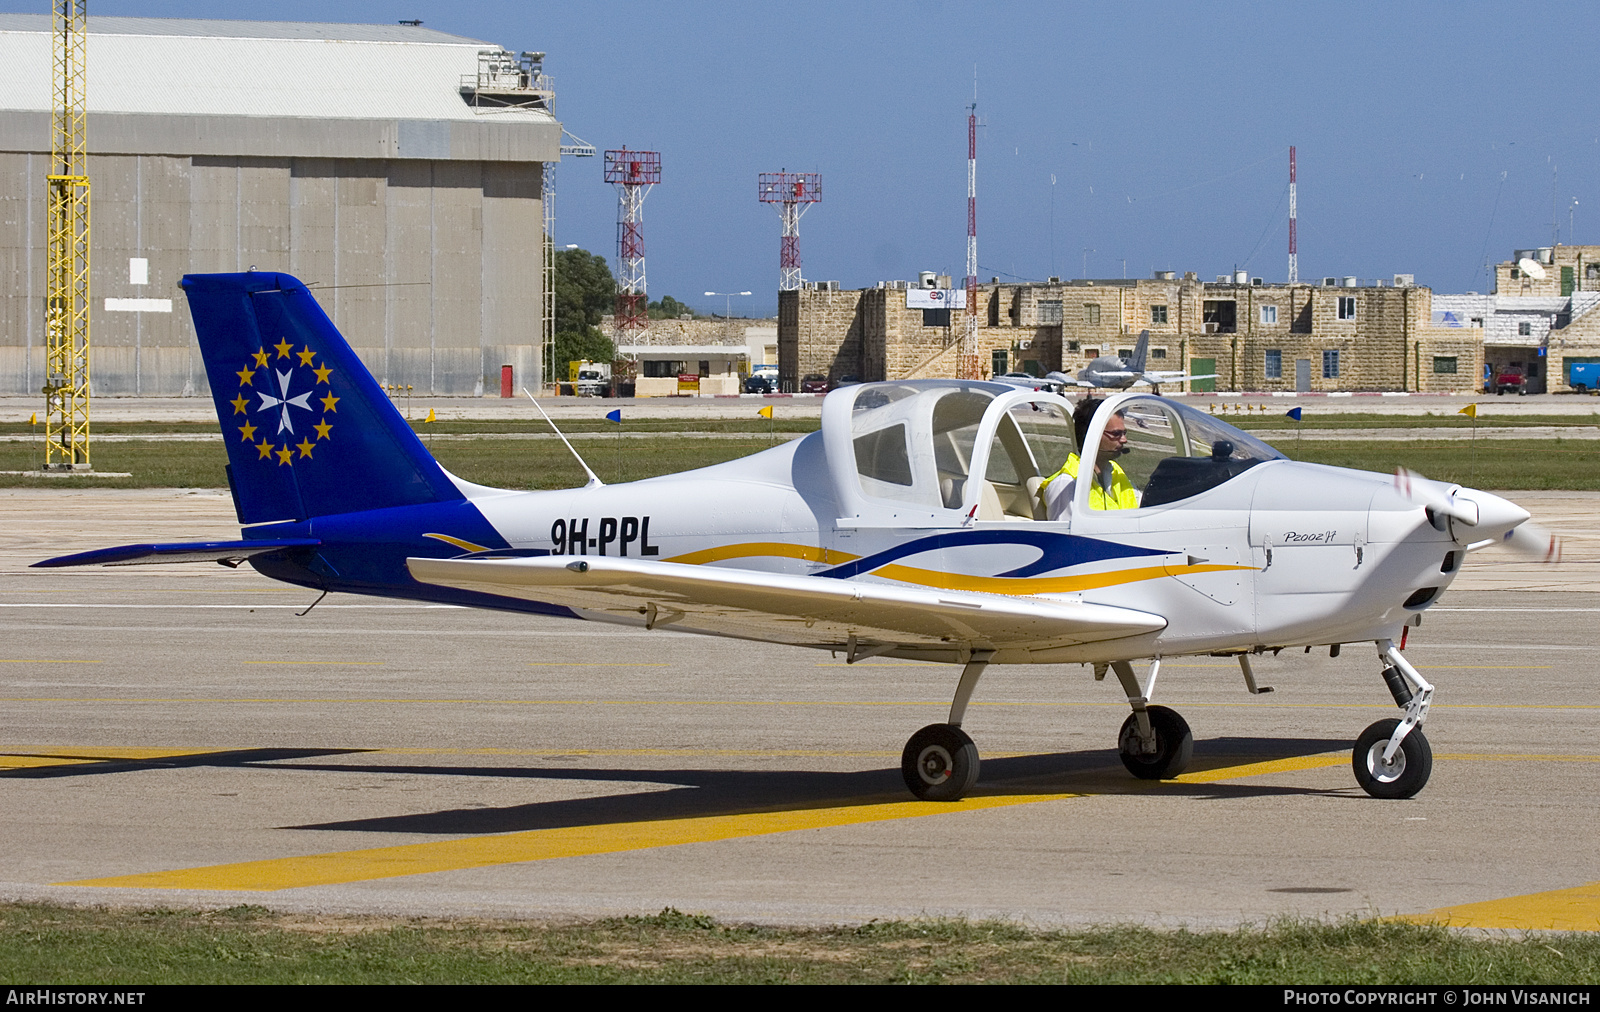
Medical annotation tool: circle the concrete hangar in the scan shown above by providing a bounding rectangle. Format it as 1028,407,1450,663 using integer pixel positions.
0,15,561,398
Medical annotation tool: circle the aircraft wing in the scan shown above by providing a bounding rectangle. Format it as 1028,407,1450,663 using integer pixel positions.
407,555,1165,653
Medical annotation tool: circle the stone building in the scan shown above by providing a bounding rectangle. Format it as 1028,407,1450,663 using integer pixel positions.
780,272,1481,394
0,16,561,397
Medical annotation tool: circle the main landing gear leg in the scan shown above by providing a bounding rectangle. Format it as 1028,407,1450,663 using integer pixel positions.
1111,658,1194,780
1352,639,1435,799
901,649,992,802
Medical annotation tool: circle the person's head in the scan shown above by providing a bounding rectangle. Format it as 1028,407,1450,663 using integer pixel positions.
1072,397,1128,454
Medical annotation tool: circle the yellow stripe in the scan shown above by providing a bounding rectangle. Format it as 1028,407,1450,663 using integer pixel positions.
1173,754,1347,783
421,533,490,553
63,793,1083,891
871,562,1253,596
659,540,1253,596
57,752,1348,892
1403,883,1600,931
664,542,860,566
0,746,222,770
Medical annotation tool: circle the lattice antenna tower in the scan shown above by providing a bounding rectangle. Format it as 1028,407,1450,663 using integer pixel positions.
757,171,821,291
604,149,660,342
1287,146,1298,285
958,96,982,380
45,0,91,469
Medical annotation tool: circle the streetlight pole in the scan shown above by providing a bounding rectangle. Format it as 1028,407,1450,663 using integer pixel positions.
704,291,752,342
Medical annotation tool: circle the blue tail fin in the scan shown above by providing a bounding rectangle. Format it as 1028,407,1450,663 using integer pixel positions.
182,272,464,525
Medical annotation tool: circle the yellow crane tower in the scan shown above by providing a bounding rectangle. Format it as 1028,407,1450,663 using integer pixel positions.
43,0,91,471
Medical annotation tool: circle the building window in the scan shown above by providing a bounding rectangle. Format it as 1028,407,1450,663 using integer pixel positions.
1433,356,1458,374
1085,348,1100,359
1083,303,1100,325
1150,305,1168,325
1265,349,1283,379
1066,340,1080,352
992,349,1009,375
1150,347,1167,360
1037,300,1063,324
1470,317,1484,328
1323,349,1340,378
1117,348,1133,359
1518,321,1532,337
1260,305,1278,325
642,360,688,378
922,308,950,327
1337,297,1356,320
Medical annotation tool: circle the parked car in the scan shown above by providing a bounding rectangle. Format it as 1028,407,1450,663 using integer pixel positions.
800,373,830,393
1494,368,1527,396
743,374,773,394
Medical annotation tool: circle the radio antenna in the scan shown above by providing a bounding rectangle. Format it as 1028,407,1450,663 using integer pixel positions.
524,388,604,488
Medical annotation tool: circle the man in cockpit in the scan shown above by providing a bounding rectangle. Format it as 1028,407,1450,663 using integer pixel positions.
1036,397,1140,520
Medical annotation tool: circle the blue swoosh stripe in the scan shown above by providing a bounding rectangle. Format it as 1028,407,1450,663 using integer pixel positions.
817,529,1167,580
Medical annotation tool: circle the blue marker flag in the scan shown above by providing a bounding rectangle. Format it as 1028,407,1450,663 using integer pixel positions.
1285,407,1303,421
605,409,622,423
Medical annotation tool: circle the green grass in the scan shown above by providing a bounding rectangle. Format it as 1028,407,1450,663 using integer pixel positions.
1279,439,1600,490
2,437,1595,490
0,418,818,437
0,436,794,489
1220,412,1600,430
0,904,1595,984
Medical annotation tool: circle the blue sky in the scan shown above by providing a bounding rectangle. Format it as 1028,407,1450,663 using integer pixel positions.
68,2,1600,315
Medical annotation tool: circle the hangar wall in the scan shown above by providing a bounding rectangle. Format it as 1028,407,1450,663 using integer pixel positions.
0,151,541,398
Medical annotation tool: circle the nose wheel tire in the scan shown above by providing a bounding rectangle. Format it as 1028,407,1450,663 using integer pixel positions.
1353,718,1432,799
901,723,980,801
1117,705,1194,780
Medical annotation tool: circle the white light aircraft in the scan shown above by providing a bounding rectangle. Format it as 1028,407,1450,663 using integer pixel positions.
1057,329,1219,393
37,273,1562,802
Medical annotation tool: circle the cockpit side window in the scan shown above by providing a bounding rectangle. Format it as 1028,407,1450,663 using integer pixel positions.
978,400,1075,520
1086,395,1288,510
931,390,992,509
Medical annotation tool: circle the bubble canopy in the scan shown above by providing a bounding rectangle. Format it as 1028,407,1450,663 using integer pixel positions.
821,380,1286,526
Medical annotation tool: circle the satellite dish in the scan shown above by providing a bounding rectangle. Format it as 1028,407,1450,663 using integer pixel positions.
1518,257,1547,280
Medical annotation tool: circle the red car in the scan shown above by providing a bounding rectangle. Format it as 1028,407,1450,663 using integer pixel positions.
800,373,830,393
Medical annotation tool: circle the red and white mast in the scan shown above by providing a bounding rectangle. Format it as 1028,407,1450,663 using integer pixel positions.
604,148,660,341
960,98,981,379
758,171,821,292
1288,146,1298,284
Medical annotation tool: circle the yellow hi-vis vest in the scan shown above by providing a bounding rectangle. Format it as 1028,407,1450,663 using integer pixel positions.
1037,453,1139,512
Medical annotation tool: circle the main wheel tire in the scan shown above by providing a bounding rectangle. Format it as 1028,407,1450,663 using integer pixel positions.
1352,718,1432,799
901,723,979,801
1117,705,1194,780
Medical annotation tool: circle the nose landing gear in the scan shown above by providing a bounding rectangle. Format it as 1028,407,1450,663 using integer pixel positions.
1353,639,1435,799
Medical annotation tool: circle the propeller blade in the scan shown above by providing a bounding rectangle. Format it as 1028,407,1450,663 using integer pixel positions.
1501,522,1564,563
1393,467,1478,526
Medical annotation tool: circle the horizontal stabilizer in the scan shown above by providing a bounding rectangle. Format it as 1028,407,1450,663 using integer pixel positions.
32,539,320,569
407,555,1166,651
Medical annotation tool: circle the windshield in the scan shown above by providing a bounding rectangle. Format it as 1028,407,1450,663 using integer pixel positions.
1090,396,1286,509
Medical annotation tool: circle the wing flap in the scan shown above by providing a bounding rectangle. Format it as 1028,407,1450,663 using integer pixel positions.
407,555,1165,650
32,539,320,568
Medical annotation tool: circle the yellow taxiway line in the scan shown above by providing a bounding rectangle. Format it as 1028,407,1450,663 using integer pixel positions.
1404,884,1600,931
58,753,1331,893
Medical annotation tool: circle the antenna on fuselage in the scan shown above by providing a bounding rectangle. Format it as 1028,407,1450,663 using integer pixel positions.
523,388,605,488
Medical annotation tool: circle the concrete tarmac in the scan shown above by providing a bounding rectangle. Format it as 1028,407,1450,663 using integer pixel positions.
2,489,1598,929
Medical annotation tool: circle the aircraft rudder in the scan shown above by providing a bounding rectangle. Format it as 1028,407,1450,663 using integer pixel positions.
182,271,462,524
